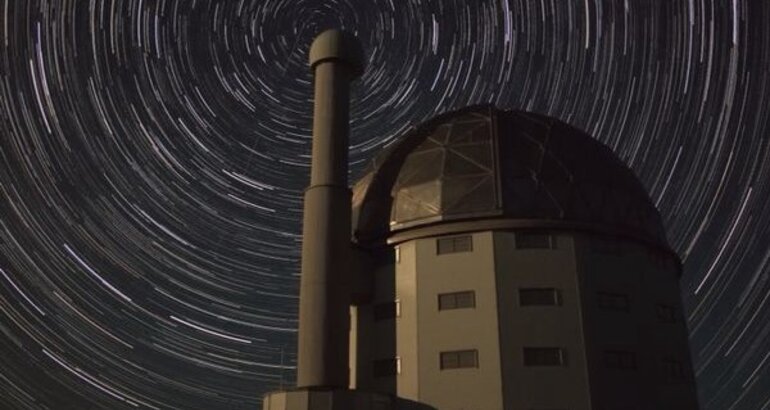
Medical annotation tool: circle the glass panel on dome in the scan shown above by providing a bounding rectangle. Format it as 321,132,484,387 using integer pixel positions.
443,149,489,177
431,124,452,144
502,176,538,214
448,120,487,144
397,149,444,186
441,175,496,216
415,135,443,151
451,143,493,169
391,181,441,223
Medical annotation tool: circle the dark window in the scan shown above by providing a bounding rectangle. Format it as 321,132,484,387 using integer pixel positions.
661,357,685,381
598,292,629,311
438,291,476,310
440,350,478,369
523,347,566,366
604,350,637,370
437,235,473,254
374,301,401,321
515,232,554,249
373,358,400,377
519,288,562,306
656,304,676,323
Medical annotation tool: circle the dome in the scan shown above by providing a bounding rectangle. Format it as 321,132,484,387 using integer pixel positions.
352,105,669,250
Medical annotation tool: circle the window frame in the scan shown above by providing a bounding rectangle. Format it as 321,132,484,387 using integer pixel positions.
597,291,630,312
603,350,638,370
519,287,562,306
661,356,686,381
436,235,473,255
656,303,677,323
440,349,479,370
438,290,476,311
523,347,567,367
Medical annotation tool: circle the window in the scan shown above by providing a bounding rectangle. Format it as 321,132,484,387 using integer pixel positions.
374,300,401,321
661,357,685,381
523,347,566,366
597,292,629,311
440,350,478,369
656,304,676,323
519,288,562,306
373,357,401,377
604,350,637,370
437,235,473,254
515,232,554,249
438,291,476,310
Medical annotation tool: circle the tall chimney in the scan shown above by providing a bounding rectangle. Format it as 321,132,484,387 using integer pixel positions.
297,29,365,389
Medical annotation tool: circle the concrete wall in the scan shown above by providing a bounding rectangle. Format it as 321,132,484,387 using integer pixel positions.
398,232,504,410
576,233,699,410
351,250,397,394
493,231,592,410
352,228,699,410
395,240,420,400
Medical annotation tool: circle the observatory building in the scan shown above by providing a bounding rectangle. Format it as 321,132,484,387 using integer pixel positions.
263,30,699,410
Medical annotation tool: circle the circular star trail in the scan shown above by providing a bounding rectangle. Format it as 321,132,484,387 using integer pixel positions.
0,0,768,408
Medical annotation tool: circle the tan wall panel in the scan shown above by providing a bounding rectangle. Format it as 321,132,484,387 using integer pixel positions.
493,231,592,410
395,241,420,400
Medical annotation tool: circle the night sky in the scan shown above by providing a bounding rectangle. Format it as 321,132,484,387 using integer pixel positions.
0,0,768,409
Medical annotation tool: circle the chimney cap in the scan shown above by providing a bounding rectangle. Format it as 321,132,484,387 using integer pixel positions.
309,29,365,77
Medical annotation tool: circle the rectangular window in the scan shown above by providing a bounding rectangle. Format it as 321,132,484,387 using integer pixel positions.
597,292,630,311
523,347,566,366
656,304,676,323
604,350,637,370
438,291,476,310
515,232,554,249
373,300,401,321
440,349,478,369
437,235,473,254
661,357,685,380
373,357,401,377
519,288,562,306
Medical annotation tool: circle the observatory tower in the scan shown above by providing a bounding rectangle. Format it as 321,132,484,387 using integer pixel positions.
263,30,699,410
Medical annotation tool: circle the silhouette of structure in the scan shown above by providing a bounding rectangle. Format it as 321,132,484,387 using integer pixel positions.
263,30,699,410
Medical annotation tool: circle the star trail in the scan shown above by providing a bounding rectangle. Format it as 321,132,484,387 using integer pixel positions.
0,0,768,408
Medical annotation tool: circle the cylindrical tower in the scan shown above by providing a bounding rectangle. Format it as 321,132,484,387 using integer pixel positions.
262,30,436,410
297,29,365,389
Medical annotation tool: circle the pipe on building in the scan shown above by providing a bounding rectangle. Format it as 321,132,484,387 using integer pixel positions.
297,29,365,389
